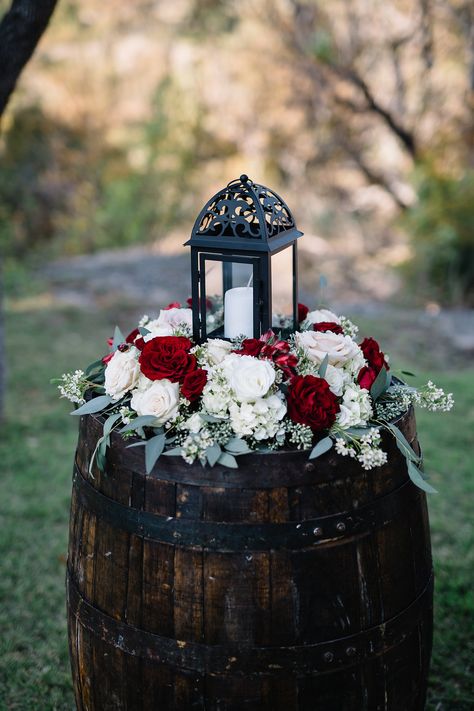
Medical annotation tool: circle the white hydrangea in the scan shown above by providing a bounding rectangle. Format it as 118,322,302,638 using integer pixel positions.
229,393,287,440
336,383,373,429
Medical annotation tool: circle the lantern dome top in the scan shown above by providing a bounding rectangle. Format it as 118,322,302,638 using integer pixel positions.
185,174,303,252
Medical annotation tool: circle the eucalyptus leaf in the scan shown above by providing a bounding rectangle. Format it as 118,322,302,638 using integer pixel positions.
139,326,151,336
401,370,416,377
126,441,146,449
224,437,251,454
407,461,438,494
370,367,389,401
112,325,125,350
318,353,329,379
200,414,224,424
102,412,122,438
309,436,333,460
120,415,159,433
387,423,420,463
206,443,222,467
145,434,166,474
71,395,114,416
162,446,184,457
217,452,238,469
85,359,105,376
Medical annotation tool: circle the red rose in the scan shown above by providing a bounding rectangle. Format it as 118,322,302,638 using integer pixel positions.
357,366,378,390
360,337,388,373
102,352,114,364
139,336,195,382
164,301,182,310
298,303,309,323
235,338,264,357
181,368,207,402
287,375,340,432
313,321,344,335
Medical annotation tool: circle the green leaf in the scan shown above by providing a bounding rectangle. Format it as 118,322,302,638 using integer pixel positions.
309,436,333,460
224,437,251,454
407,461,438,494
387,423,420,463
200,414,224,424
370,367,389,401
126,441,146,449
145,434,166,474
71,395,114,416
217,452,238,469
318,353,329,379
85,359,106,376
401,370,416,377
139,326,151,336
103,412,122,438
120,415,159,433
206,443,222,467
162,446,184,457
112,325,125,350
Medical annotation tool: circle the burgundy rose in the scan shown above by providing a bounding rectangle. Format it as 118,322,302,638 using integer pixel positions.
360,337,388,373
357,366,378,390
287,374,340,432
139,336,195,383
235,338,264,357
181,368,208,402
313,321,344,335
298,303,309,323
102,352,114,364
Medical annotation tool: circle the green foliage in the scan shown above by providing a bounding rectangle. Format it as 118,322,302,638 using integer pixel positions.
402,165,474,305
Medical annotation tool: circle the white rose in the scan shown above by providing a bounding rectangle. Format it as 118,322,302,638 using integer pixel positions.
222,354,275,402
204,338,233,366
130,379,180,424
143,319,174,342
156,307,193,329
336,384,373,429
323,364,346,397
306,308,341,325
296,330,362,369
104,346,141,401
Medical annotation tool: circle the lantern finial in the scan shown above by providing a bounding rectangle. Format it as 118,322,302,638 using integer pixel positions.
240,173,249,183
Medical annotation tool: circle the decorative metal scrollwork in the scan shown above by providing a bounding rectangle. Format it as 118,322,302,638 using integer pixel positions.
196,175,296,241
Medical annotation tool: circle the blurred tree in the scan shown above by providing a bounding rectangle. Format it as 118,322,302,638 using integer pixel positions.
0,0,58,419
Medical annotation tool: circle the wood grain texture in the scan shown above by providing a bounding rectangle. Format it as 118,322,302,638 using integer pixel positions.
67,406,433,710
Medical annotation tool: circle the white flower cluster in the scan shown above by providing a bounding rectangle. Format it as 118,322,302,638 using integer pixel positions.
181,429,216,465
337,383,373,429
334,428,388,470
199,353,287,441
413,381,454,412
57,370,87,404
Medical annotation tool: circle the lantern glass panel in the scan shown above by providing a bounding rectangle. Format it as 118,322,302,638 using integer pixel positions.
199,253,259,340
271,246,296,334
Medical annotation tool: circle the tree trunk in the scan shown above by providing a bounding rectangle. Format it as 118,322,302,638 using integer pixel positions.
0,0,58,116
0,0,59,420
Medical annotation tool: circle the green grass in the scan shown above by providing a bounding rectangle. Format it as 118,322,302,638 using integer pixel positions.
0,300,472,709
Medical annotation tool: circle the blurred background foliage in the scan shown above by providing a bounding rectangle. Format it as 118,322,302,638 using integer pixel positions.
1,0,473,304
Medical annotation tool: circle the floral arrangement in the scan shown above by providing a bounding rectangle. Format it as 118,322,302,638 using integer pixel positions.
56,301,453,492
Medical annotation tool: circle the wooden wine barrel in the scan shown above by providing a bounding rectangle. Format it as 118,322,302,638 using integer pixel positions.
67,406,433,711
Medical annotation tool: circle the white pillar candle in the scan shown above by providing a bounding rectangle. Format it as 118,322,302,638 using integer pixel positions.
224,286,254,339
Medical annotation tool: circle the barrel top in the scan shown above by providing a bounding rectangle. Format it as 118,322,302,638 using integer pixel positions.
82,406,415,490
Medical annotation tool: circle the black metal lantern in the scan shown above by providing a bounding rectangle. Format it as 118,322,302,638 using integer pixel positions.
184,174,303,342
